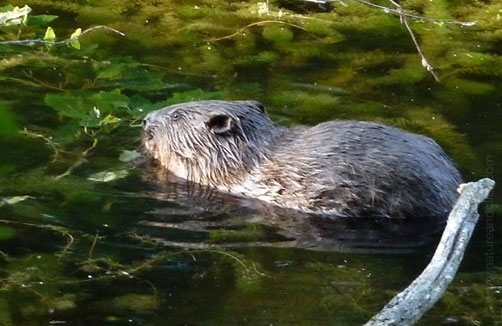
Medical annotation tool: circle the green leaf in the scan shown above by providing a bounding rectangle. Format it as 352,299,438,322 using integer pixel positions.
26,14,58,27
44,26,56,42
44,90,129,128
69,28,82,49
90,89,129,110
0,4,14,12
45,92,92,119
96,59,168,91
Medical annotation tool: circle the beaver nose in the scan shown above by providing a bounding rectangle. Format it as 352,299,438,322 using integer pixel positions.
142,118,153,131
143,111,157,129
142,119,155,140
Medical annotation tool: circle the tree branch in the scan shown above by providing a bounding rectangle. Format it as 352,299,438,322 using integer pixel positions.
0,25,125,47
365,178,495,326
301,0,477,81
388,0,439,81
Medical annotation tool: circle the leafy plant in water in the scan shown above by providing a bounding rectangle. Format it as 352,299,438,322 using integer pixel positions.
44,89,129,128
0,5,30,27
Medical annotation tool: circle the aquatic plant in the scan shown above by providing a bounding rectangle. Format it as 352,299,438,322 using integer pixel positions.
0,1,499,324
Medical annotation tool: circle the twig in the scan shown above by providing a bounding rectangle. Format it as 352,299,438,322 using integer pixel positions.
209,20,309,42
54,131,98,180
388,0,440,82
307,0,477,26
22,71,67,91
0,219,76,258
302,0,476,81
19,128,60,163
0,25,125,47
88,230,100,260
54,157,86,180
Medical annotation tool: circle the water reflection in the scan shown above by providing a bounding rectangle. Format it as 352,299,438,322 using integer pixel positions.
138,160,444,254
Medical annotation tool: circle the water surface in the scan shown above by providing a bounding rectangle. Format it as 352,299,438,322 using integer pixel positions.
0,0,500,325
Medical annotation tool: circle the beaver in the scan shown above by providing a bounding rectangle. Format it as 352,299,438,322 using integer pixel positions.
142,100,462,219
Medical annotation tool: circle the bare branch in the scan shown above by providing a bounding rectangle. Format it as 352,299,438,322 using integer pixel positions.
209,20,309,42
0,25,125,47
302,0,477,26
365,178,495,326
301,0,477,81
388,0,440,81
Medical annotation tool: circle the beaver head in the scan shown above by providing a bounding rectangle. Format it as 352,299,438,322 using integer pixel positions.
142,100,285,187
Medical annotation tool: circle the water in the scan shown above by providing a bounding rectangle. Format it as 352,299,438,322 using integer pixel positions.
0,0,501,325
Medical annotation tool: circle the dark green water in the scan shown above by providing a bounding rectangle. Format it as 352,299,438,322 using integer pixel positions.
0,0,501,325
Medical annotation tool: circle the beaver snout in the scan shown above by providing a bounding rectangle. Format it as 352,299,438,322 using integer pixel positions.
143,109,165,126
142,116,156,141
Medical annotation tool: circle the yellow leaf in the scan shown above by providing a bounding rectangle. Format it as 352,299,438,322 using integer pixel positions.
70,28,82,39
70,40,81,49
69,28,82,49
44,26,56,42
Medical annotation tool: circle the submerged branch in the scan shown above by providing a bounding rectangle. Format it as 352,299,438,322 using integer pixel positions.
20,128,61,163
209,20,309,42
365,178,495,326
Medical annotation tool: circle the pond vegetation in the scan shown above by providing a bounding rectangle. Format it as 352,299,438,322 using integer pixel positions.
0,0,500,324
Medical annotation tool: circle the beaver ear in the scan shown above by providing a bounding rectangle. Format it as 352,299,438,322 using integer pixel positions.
205,113,235,135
